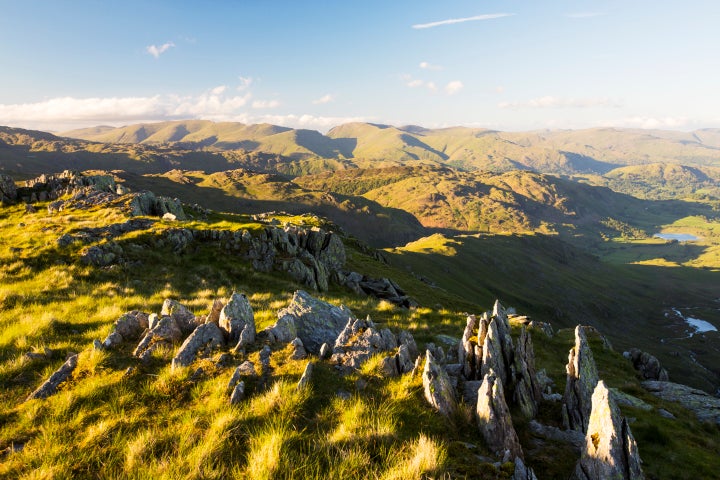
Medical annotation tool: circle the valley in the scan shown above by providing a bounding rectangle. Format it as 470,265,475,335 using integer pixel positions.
1,120,719,478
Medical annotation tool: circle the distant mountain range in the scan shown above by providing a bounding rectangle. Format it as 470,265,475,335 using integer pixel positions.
60,120,720,175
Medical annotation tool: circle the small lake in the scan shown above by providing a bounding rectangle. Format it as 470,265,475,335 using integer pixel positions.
673,308,718,336
653,233,700,241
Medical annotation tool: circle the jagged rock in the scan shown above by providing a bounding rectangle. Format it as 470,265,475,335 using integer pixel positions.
425,342,446,365
133,316,183,360
462,380,484,406
0,174,17,203
398,330,419,359
422,351,456,417
259,345,273,388
218,292,255,346
512,457,538,480
229,381,245,404
610,388,653,411
481,318,509,387
161,299,198,336
206,298,224,324
512,326,542,418
476,373,524,460
330,316,398,372
227,361,257,393
263,314,298,344
148,313,160,330
26,354,78,401
573,380,644,480
459,314,484,380
562,325,599,432
357,276,417,308
528,420,585,451
102,311,149,348
297,361,314,390
528,320,554,337
277,290,353,354
80,243,123,267
171,322,225,369
290,337,308,360
129,190,186,220
379,355,399,377
319,342,331,360
624,348,669,381
642,380,720,425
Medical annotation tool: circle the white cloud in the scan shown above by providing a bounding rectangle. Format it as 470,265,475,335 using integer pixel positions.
252,99,280,109
210,85,227,95
445,81,464,95
312,93,335,105
237,76,253,91
498,96,621,109
603,116,691,130
404,76,437,92
412,13,514,30
419,61,442,71
146,42,175,59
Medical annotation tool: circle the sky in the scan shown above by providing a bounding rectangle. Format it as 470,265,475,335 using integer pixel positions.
1,0,719,133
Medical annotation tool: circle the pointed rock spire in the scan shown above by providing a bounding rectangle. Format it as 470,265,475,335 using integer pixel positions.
422,350,457,417
476,372,524,460
513,326,543,418
562,325,599,432
573,380,645,480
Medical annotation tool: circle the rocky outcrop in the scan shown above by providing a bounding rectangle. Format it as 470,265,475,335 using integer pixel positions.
624,348,669,381
422,350,457,417
289,337,308,360
218,292,255,347
133,316,183,361
642,380,720,425
26,354,78,401
277,290,353,354
330,316,398,373
161,299,199,336
128,190,187,220
101,311,149,349
171,322,225,369
573,380,644,480
227,361,257,394
528,420,585,452
562,326,599,432
513,326,543,418
338,272,418,308
481,318,510,387
262,315,297,344
229,381,245,404
476,373,524,460
458,314,486,380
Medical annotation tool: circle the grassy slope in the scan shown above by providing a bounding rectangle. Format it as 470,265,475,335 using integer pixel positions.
0,199,718,479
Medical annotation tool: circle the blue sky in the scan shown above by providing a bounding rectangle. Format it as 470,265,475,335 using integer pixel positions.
1,0,719,132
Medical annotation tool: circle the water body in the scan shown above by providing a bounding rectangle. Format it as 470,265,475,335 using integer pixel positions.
654,233,700,241
673,308,718,336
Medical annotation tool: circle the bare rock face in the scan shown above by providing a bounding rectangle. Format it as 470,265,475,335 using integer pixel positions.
476,373,524,460
26,354,78,401
562,326,599,432
573,380,644,480
458,314,486,380
624,348,669,381
206,298,224,325
278,290,353,354
218,292,255,347
171,322,225,370
422,350,457,417
513,326,543,418
289,337,308,360
481,318,509,387
161,299,198,336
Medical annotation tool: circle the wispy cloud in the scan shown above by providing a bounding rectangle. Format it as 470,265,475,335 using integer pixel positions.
603,116,690,130
498,96,621,109
312,93,335,105
412,13,514,30
565,12,605,18
252,99,280,109
146,42,175,59
445,81,464,95
419,61,443,71
403,75,437,92
237,76,253,91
